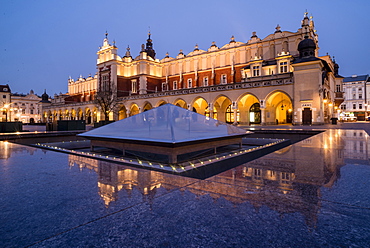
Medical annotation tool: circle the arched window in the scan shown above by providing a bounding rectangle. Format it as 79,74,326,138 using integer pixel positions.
249,103,261,124
225,104,240,124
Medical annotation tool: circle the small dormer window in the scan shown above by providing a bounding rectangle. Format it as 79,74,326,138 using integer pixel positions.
3,88,8,91
252,66,260,77
279,61,288,73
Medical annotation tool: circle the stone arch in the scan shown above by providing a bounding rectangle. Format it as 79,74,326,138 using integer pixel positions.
142,102,153,112
237,93,260,125
85,108,92,124
191,97,209,116
92,107,98,123
173,98,187,109
265,90,293,124
77,108,83,120
53,110,58,121
155,100,168,107
47,110,52,122
213,95,233,123
71,109,76,120
65,109,70,120
129,103,140,116
118,105,127,120
58,109,63,120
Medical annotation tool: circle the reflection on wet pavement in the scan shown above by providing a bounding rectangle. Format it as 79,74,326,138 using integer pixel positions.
0,129,369,247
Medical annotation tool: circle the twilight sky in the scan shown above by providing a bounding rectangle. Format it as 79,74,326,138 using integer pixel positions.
1,0,369,96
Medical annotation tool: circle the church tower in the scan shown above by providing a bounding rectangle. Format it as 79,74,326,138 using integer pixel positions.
145,32,156,59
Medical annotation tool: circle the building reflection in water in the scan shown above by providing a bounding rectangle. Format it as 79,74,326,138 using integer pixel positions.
66,129,367,226
0,141,38,160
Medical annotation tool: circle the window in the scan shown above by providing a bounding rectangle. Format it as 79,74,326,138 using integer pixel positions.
353,103,356,109
336,85,341,92
252,66,260,77
221,74,227,84
101,74,110,92
161,83,167,92
225,104,240,124
131,79,137,93
22,109,25,114
187,79,192,88
254,169,261,178
173,81,178,90
281,172,290,180
341,104,346,110
359,94,362,99
2,95,5,99
353,94,356,99
279,61,288,73
30,109,34,114
359,104,363,109
203,77,208,87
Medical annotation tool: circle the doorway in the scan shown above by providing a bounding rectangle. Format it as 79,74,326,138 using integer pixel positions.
302,108,312,125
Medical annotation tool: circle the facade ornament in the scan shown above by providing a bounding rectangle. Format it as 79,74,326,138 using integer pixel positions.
230,35,236,43
275,24,282,33
251,31,257,38
125,46,131,57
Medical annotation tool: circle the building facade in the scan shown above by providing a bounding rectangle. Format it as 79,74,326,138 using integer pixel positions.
43,13,343,125
339,75,370,121
9,90,44,123
0,84,11,122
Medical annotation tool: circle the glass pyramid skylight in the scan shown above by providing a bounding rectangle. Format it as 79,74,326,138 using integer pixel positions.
79,104,248,144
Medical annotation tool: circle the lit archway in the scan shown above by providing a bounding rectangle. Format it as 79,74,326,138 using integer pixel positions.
77,108,83,120
85,108,92,124
237,94,260,124
265,91,292,124
129,104,140,116
118,105,127,120
156,100,167,107
64,109,69,120
192,97,208,116
213,95,233,123
92,108,98,123
173,99,187,109
58,110,63,120
71,109,76,120
142,102,153,112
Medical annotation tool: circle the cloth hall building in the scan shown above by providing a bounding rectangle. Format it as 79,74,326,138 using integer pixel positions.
42,13,344,126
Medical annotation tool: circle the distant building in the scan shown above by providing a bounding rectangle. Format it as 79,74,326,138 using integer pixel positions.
9,90,44,123
0,84,11,122
43,12,343,125
340,75,370,121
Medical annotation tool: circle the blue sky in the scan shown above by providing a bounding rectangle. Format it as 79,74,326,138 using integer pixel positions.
1,0,369,96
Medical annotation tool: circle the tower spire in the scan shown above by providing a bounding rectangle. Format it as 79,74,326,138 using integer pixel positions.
145,29,156,59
